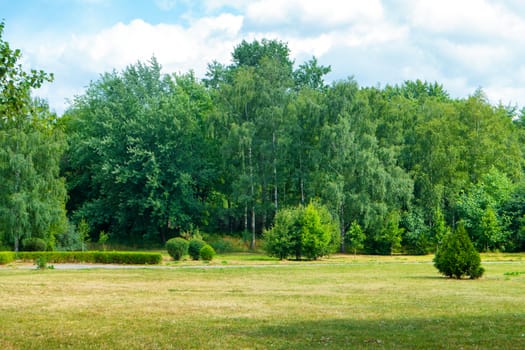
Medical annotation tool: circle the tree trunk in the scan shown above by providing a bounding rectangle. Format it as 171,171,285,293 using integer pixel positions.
249,144,256,250
340,204,346,253
273,131,278,211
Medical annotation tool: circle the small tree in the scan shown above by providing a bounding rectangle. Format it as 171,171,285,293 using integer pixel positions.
98,231,109,251
264,202,338,260
480,206,501,252
166,237,189,261
77,218,90,252
346,221,365,256
263,208,298,260
434,222,484,279
381,210,404,255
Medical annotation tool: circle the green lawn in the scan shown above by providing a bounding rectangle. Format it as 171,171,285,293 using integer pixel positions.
0,254,524,349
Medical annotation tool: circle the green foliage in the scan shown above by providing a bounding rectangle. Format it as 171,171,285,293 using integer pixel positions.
264,202,338,260
98,231,109,251
77,218,90,252
381,210,404,255
63,60,219,244
433,223,485,279
34,255,50,269
21,237,47,251
0,22,67,253
346,221,366,255
199,244,216,261
14,33,522,253
17,251,162,265
166,237,189,261
188,239,206,260
263,207,298,260
0,251,14,264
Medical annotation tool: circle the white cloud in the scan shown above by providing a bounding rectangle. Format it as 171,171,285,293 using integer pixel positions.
6,0,525,114
155,0,178,11
408,0,525,42
436,40,509,73
245,0,384,27
21,14,243,113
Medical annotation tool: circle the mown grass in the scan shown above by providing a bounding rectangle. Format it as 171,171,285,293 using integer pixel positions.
0,254,524,349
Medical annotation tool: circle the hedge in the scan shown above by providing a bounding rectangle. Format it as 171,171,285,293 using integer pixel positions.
0,252,15,265
9,251,162,265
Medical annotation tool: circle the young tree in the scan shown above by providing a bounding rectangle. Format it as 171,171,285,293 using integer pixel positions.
381,210,404,255
434,222,484,279
264,202,338,260
346,221,366,256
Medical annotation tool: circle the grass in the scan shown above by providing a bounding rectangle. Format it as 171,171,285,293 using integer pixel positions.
0,254,524,349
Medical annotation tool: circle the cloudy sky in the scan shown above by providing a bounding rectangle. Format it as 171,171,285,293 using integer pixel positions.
2,0,525,114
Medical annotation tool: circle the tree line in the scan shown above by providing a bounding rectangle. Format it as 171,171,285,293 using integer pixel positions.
2,26,525,254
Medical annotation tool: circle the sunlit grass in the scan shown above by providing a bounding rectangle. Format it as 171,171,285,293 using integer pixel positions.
0,254,524,349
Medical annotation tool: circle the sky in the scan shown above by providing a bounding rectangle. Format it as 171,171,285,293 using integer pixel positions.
2,0,525,115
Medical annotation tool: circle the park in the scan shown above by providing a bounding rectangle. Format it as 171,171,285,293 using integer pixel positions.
1,252,524,349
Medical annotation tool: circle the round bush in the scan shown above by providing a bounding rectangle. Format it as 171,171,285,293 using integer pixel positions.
200,244,216,261
166,237,189,261
21,237,47,251
188,239,206,260
434,223,484,279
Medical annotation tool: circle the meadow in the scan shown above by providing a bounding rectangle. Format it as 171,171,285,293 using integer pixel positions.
0,253,524,349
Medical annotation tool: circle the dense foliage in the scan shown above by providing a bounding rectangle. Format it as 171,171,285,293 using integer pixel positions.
264,202,338,260
14,251,162,264
21,237,47,251
199,244,216,261
188,239,206,260
434,223,484,279
0,23,67,252
166,237,189,260
2,22,525,254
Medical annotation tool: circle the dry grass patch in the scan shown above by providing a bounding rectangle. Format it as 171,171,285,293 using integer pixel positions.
0,255,524,349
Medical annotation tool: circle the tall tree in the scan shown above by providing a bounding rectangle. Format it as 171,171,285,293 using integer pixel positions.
0,22,67,251
63,59,218,243
319,80,413,252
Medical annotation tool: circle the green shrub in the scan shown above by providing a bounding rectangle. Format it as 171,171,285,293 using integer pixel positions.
166,237,189,260
209,237,234,253
264,202,339,260
0,252,15,265
200,244,216,261
434,223,485,279
21,237,47,251
16,251,162,265
188,239,206,260
35,256,49,269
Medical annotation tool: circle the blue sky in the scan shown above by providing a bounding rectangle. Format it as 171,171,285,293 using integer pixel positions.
2,0,525,114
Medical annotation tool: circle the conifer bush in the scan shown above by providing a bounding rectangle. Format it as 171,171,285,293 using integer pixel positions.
166,237,189,260
434,223,484,279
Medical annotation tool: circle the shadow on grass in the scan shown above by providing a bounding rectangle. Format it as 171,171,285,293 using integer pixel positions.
234,314,525,350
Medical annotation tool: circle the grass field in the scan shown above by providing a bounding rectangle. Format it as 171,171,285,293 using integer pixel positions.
1,254,524,349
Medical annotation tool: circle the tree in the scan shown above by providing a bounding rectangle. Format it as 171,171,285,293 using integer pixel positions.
210,39,295,248
479,207,502,252
0,22,67,252
264,202,338,260
63,61,219,244
319,81,413,253
77,218,90,252
434,222,484,279
346,221,365,256
381,210,404,255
